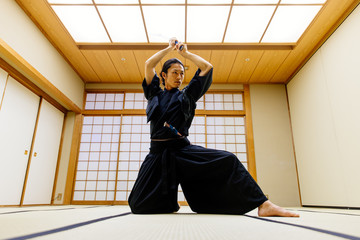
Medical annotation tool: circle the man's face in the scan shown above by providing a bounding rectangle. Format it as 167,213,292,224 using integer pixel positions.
163,63,184,90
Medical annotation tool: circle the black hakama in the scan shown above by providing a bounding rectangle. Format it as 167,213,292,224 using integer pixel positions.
128,68,268,214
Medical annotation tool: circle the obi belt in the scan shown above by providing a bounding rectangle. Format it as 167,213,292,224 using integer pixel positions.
149,137,190,195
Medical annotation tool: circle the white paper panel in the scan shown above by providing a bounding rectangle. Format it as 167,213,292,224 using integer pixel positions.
95,0,139,3
52,6,109,42
98,6,147,42
48,0,92,3
234,0,278,3
225,6,275,42
262,5,322,42
187,6,230,42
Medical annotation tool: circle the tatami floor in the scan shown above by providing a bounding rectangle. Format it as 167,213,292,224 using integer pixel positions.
0,205,360,240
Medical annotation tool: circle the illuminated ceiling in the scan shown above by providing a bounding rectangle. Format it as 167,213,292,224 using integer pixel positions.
48,0,326,44
14,0,357,84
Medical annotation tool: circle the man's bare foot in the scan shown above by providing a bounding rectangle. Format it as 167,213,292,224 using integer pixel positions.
258,200,299,217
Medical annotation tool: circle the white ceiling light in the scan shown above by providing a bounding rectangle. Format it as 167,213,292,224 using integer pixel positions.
142,6,185,42
48,0,326,44
280,0,326,4
52,5,110,42
233,0,278,4
141,0,185,4
262,5,322,42
94,0,139,4
48,0,92,4
187,6,230,42
98,6,147,42
225,6,276,42
187,0,232,4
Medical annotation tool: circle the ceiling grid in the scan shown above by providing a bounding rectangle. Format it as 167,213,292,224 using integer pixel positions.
48,0,327,44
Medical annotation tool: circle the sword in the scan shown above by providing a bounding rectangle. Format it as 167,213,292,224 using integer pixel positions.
164,122,182,137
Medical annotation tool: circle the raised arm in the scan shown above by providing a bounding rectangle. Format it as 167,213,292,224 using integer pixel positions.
144,38,177,85
176,42,213,76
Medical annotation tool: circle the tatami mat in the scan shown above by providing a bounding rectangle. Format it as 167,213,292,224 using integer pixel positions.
0,205,359,240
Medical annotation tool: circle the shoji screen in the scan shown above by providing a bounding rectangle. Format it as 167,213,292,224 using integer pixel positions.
73,91,248,204
206,116,247,165
74,116,122,202
74,92,149,203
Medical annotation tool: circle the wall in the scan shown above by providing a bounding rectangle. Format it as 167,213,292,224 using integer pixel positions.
0,0,85,205
0,0,84,108
53,112,76,205
287,4,360,207
250,84,300,207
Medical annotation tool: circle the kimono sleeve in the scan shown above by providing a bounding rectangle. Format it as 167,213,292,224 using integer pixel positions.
186,68,213,102
142,73,162,100
179,68,213,123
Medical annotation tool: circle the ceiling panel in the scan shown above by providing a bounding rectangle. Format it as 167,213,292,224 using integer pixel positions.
210,50,238,83
233,0,278,3
52,5,110,42
94,0,139,3
48,0,92,3
262,5,323,43
249,50,291,83
142,6,185,43
81,50,121,82
188,0,232,3
107,50,142,83
281,0,327,3
225,6,276,43
47,0,328,44
227,50,264,83
187,6,230,43
141,0,185,3
98,6,147,42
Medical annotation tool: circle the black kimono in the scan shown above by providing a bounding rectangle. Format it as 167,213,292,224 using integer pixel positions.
128,68,267,214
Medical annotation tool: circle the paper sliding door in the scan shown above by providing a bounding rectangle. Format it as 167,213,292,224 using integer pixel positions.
0,76,40,205
22,99,64,205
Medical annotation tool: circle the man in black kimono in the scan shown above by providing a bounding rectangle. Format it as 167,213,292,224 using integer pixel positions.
128,38,299,217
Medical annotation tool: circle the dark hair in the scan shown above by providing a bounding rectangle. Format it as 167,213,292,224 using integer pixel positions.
160,58,184,86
